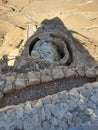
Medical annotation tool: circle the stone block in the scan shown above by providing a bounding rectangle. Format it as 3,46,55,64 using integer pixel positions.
28,71,40,85
15,78,26,90
86,67,96,78
3,82,13,93
3,75,15,93
52,67,64,80
40,69,52,82
64,68,78,78
6,75,15,83
77,65,85,77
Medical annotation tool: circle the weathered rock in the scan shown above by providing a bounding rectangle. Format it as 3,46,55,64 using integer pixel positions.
58,90,69,102
77,65,85,77
6,75,15,84
43,120,51,130
52,67,64,80
23,117,35,130
44,105,52,120
51,116,58,126
3,75,15,93
33,40,60,62
28,71,40,85
15,106,24,119
86,67,96,78
24,102,32,114
31,50,40,60
40,108,45,121
86,100,97,109
40,69,52,82
64,112,73,120
64,68,77,78
69,89,80,98
51,94,60,104
91,95,98,104
4,108,16,123
50,104,60,117
3,82,13,93
15,78,26,90
34,99,43,108
78,86,89,98
42,95,51,104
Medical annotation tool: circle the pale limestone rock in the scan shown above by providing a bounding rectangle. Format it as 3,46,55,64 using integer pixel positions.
51,116,58,126
86,67,96,78
40,69,52,82
3,75,15,93
69,89,80,98
3,82,13,93
52,67,64,80
28,71,40,85
34,99,43,108
15,78,26,90
77,65,85,77
64,68,77,78
6,75,15,83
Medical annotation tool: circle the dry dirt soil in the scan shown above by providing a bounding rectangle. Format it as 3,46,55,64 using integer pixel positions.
0,0,98,64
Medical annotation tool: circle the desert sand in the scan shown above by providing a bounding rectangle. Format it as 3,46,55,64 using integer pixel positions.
0,0,98,63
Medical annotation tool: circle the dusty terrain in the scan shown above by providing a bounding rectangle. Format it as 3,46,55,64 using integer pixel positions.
0,1,98,130
0,0,98,64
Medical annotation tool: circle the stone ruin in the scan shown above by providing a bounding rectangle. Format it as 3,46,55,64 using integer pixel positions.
0,17,98,130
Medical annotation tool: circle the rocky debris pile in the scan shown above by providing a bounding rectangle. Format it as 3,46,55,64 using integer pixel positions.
0,81,98,130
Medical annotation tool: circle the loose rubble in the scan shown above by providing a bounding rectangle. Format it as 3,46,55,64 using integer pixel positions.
0,82,98,129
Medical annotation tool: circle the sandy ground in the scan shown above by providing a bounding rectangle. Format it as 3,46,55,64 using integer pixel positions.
0,0,98,63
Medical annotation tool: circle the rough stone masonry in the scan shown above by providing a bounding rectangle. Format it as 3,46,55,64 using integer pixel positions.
0,82,98,130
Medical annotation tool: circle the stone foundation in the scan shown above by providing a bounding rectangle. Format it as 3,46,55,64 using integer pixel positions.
0,65,98,100
0,82,98,130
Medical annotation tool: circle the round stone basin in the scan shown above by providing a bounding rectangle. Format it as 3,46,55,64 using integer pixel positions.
28,32,73,65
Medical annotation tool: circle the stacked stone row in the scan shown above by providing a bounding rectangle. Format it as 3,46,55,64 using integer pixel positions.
0,65,98,100
0,81,98,129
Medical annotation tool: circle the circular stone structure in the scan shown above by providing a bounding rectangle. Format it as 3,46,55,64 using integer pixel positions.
24,31,75,66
